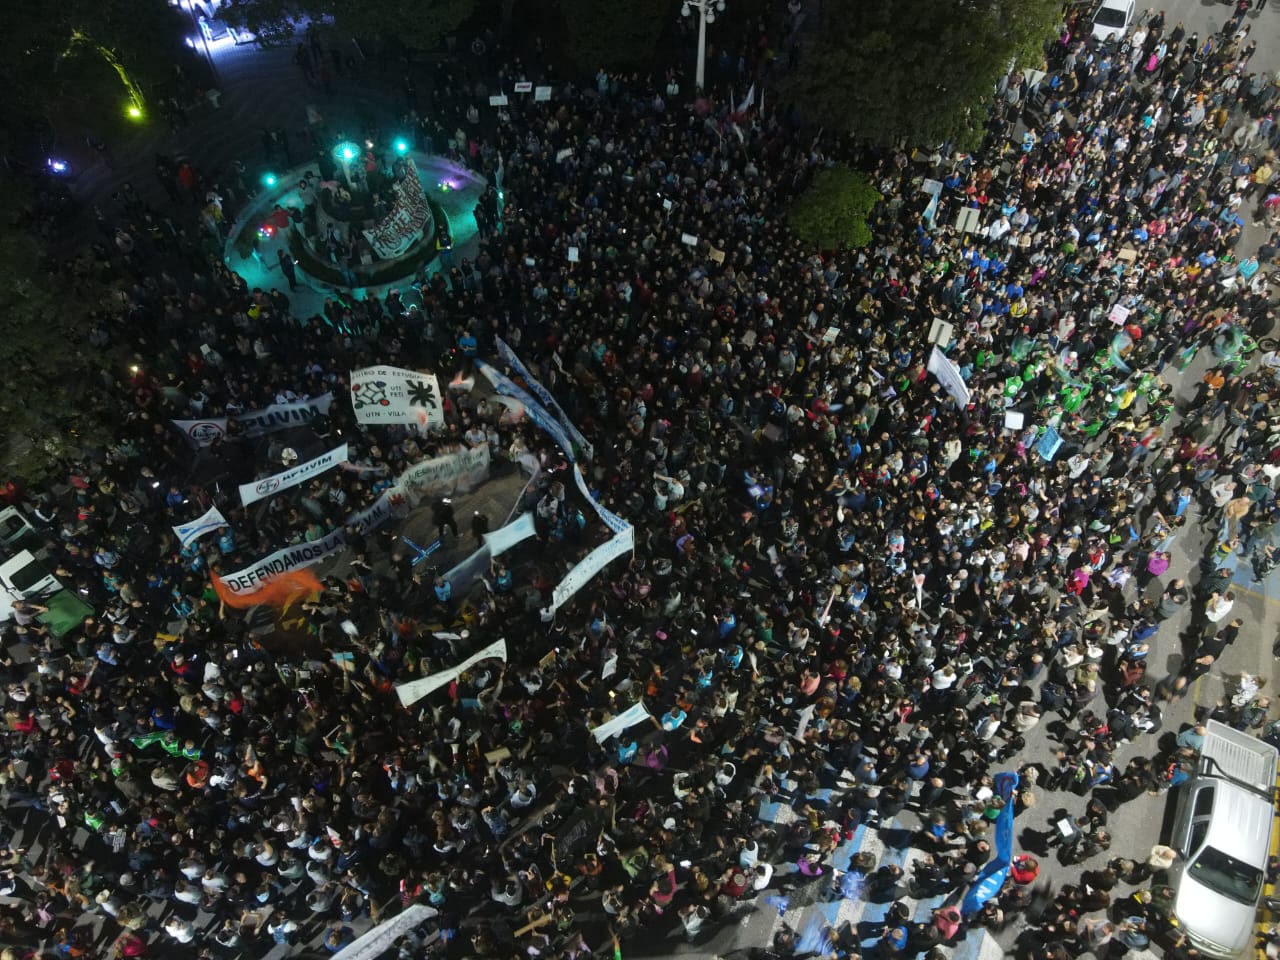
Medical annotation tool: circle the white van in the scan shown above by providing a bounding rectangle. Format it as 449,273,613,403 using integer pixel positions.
1170,720,1278,958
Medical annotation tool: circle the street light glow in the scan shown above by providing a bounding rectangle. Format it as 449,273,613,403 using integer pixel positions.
334,141,359,163
262,173,277,188
394,138,410,155
126,103,143,120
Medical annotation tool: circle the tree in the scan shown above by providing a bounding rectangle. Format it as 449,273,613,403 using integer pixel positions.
557,0,674,71
0,201,115,483
795,0,1059,149
0,1,186,133
219,0,476,50
787,164,881,251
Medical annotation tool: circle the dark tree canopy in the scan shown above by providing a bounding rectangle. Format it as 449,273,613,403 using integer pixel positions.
796,0,1060,148
558,0,674,71
0,1,184,132
219,0,476,50
787,164,881,251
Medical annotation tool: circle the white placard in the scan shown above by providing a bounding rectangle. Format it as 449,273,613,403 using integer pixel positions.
488,94,508,106
535,86,552,101
662,199,673,211
680,233,698,246
1004,410,1026,431
1109,303,1130,325
239,444,348,506
927,345,972,407
514,81,533,93
568,246,580,262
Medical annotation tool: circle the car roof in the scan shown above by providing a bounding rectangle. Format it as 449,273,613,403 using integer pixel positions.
1096,0,1132,10
1202,780,1274,864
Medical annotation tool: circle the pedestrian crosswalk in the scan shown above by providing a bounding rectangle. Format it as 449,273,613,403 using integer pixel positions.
754,796,1162,960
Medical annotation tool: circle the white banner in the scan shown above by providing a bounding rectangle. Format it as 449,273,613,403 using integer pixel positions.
590,701,652,743
552,527,635,612
171,418,228,447
395,445,490,503
219,490,396,594
220,529,346,593
927,346,972,407
350,367,445,428
363,159,431,259
395,638,508,707
240,444,348,506
172,505,228,548
233,394,334,438
483,512,537,556
330,905,437,960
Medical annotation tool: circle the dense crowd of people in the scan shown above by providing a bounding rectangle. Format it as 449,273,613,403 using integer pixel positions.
3,5,1280,960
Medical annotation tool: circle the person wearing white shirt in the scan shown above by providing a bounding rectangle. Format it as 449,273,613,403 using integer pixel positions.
752,862,775,890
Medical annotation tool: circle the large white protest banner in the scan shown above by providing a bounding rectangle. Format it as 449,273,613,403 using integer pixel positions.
219,490,397,594
221,529,346,594
394,445,490,504
551,527,635,612
395,638,508,707
350,367,445,429
483,512,537,557
239,444,348,506
171,418,229,447
233,394,334,437
330,905,437,960
172,505,228,548
590,701,652,743
927,346,972,408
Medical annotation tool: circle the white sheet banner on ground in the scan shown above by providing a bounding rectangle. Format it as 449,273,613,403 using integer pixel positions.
329,905,438,960
590,701,652,743
219,490,396,594
552,527,634,612
233,394,334,437
240,443,348,506
350,367,445,429
494,339,593,460
483,512,537,556
927,346,971,407
395,638,509,707
171,418,229,447
172,506,228,548
393,445,490,504
364,158,431,259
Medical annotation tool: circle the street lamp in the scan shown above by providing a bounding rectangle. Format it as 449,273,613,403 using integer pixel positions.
681,0,726,92
333,141,360,189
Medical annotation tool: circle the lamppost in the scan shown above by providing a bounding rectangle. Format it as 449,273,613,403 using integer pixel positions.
681,0,725,92
333,141,359,189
